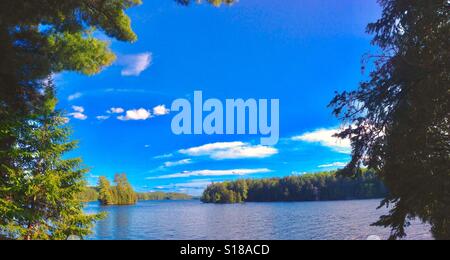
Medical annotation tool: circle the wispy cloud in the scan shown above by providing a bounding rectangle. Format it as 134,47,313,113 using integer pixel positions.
96,115,110,121
292,127,351,154
152,179,214,195
164,159,193,168
179,142,278,160
68,106,87,120
118,108,152,121
153,105,170,116
318,162,348,168
119,52,152,76
147,168,272,179
153,153,174,159
72,106,84,113
292,171,307,176
70,113,87,120
107,107,125,114
68,92,83,101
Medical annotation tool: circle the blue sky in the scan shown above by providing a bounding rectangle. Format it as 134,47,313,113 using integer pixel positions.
57,0,381,195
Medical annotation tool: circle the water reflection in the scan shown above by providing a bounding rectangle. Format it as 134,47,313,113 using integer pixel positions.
84,200,432,240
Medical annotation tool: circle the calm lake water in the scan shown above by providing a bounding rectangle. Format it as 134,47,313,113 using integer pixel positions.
84,199,432,240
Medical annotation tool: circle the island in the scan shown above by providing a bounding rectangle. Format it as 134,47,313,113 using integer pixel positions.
201,170,387,204
78,174,193,205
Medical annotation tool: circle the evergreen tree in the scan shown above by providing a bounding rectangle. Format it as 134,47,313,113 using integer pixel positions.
0,0,142,151
77,187,99,203
329,0,449,239
0,0,235,240
0,81,101,240
98,177,113,206
0,1,142,239
112,173,138,205
201,171,387,204
97,174,137,206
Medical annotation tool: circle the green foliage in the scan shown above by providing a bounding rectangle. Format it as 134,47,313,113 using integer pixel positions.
0,0,234,240
0,0,142,117
0,82,102,240
201,170,387,204
97,174,137,205
77,187,99,203
329,0,450,240
47,31,116,75
98,176,113,205
111,174,138,205
79,186,193,203
137,192,193,201
0,2,141,240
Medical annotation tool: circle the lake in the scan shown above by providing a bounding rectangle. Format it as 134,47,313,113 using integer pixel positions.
84,199,432,240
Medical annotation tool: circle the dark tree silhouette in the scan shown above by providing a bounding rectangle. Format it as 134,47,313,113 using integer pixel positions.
329,0,449,240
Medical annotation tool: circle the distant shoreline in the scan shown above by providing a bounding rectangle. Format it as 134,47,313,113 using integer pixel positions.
79,190,194,204
201,170,387,204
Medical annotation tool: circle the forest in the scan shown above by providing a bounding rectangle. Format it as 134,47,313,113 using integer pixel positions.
201,170,387,204
77,174,193,204
137,192,193,201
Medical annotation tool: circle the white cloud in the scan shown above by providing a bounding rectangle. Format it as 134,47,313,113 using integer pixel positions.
147,168,272,179
164,159,193,168
107,107,125,114
179,142,278,160
96,115,110,121
292,171,307,176
153,105,170,116
153,153,174,159
68,92,83,101
69,112,88,120
172,180,212,190
118,108,152,121
292,127,351,154
318,162,348,168
72,106,85,113
213,145,278,160
180,142,243,156
68,106,87,120
119,52,152,76
152,179,214,195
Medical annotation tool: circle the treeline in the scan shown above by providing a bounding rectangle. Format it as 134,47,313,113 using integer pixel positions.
77,175,193,204
201,170,387,204
77,187,99,203
137,192,193,201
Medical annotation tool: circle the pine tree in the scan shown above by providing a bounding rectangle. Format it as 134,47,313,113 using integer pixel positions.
98,177,113,206
0,81,102,240
330,0,449,239
97,174,137,206
113,174,137,205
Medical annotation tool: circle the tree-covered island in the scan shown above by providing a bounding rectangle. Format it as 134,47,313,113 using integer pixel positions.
202,170,387,204
77,174,193,204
